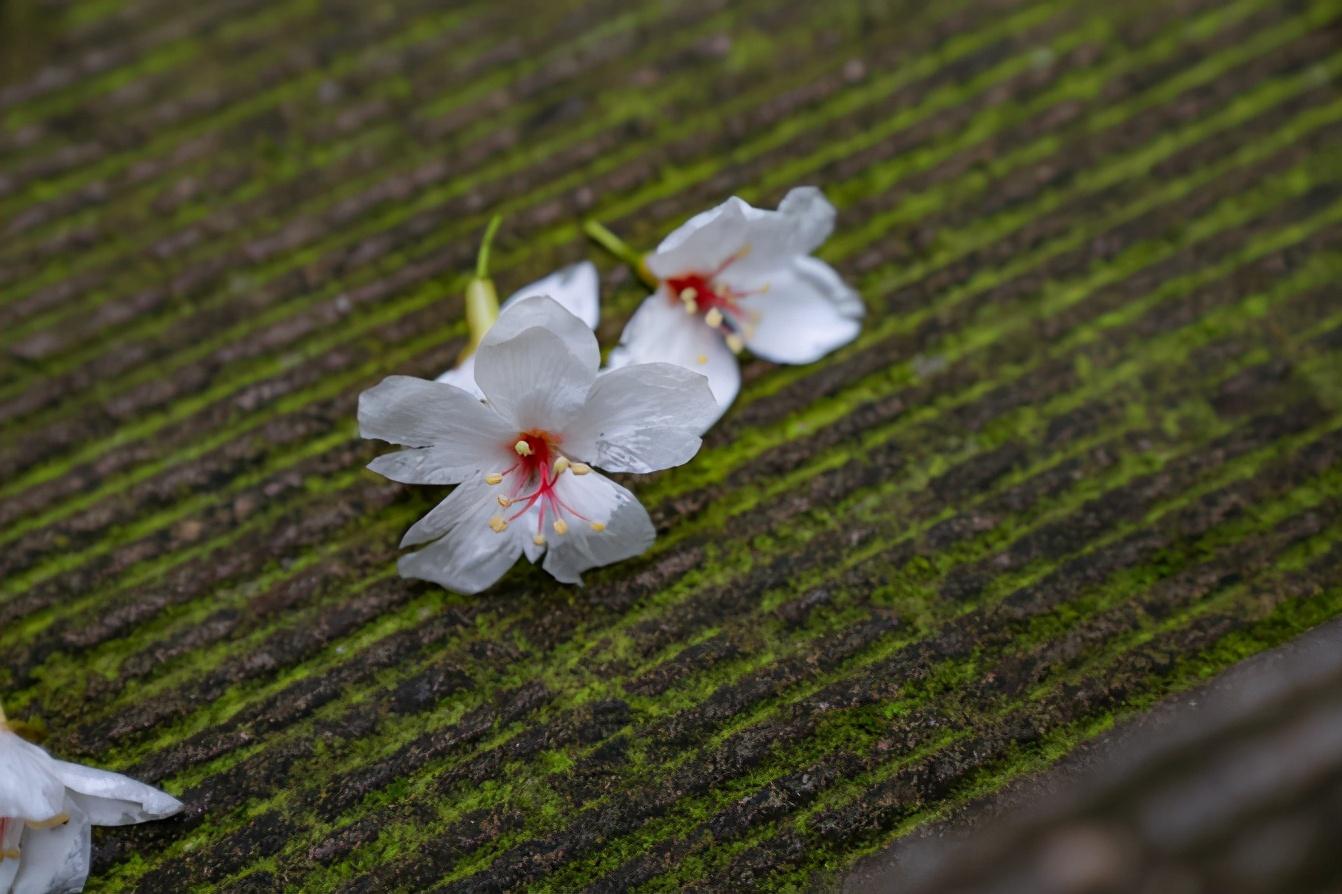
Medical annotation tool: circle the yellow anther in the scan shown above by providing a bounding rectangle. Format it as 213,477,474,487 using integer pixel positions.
26,813,68,830
590,522,606,533
514,440,533,457
0,848,20,861
679,287,698,303
704,308,724,329
725,333,745,354
552,456,571,476
496,496,512,508
571,462,592,475
488,516,508,533
533,533,546,546
484,473,503,485
553,519,569,535
696,354,708,365
683,301,697,315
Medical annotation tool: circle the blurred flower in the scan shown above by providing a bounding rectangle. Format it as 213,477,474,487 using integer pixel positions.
360,296,717,593
608,186,864,423
0,705,182,894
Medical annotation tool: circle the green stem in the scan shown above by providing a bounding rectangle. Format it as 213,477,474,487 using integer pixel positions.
475,214,503,280
462,215,503,357
583,219,659,289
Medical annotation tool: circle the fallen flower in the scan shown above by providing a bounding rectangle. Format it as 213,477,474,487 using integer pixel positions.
437,261,600,398
602,187,864,422
359,295,718,593
0,703,182,894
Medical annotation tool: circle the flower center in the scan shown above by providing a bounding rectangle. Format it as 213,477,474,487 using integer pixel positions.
482,431,604,543
661,246,762,356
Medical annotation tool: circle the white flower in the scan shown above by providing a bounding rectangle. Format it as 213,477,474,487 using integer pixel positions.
609,186,864,422
0,712,182,894
436,261,600,399
359,295,718,593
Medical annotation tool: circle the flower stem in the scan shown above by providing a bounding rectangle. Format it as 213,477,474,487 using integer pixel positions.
475,213,502,280
462,216,503,358
583,219,659,290
0,702,43,741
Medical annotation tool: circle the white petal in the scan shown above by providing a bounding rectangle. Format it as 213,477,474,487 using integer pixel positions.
648,187,835,282
400,477,493,548
541,472,655,584
367,438,515,487
733,256,863,364
500,261,601,329
397,478,525,594
474,326,595,433
0,733,65,823
435,265,601,396
358,375,513,458
51,760,183,826
398,533,523,595
478,295,600,374
401,467,551,568
563,364,716,473
520,522,547,564
434,355,484,400
609,294,740,424
647,197,753,279
12,797,89,894
724,187,838,284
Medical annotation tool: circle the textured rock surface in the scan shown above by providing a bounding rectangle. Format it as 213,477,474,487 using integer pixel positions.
0,0,1340,890
859,616,1342,894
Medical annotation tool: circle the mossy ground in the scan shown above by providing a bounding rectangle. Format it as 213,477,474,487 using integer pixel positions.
1,0,1341,890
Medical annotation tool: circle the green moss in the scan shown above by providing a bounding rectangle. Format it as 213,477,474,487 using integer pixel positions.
133,271,1331,885
10,27,1331,647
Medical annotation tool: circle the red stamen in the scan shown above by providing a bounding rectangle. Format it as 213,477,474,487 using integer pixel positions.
663,246,755,329
491,431,593,536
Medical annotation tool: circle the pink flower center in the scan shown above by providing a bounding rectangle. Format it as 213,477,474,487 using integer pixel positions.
484,432,604,542
661,247,762,352
664,271,747,322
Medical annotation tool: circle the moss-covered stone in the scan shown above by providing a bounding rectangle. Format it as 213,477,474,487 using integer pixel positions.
1,0,1340,889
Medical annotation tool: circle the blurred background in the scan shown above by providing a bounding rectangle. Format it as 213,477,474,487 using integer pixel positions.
1,0,1340,890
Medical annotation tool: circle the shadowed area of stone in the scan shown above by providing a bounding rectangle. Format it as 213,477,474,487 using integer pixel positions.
0,0,1340,890
863,616,1342,894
